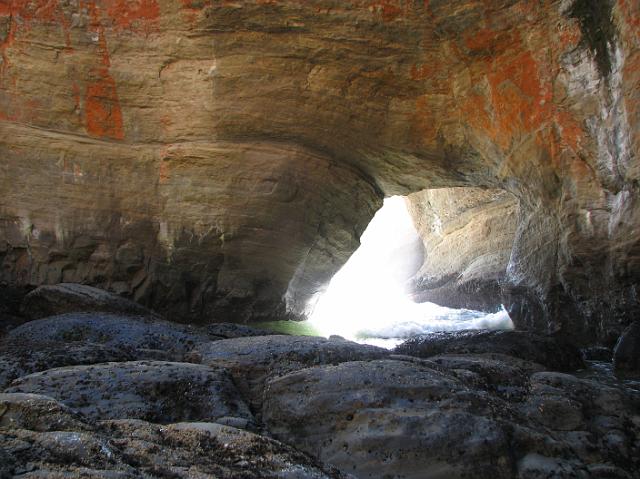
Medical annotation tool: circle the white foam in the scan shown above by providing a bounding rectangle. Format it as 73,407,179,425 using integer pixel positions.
308,196,514,348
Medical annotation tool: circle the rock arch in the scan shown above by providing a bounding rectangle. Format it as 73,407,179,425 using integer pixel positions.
1,0,638,343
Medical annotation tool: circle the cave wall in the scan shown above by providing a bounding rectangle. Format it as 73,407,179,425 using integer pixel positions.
406,188,517,313
0,0,639,342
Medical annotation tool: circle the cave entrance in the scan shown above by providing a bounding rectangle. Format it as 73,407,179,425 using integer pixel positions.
305,193,514,348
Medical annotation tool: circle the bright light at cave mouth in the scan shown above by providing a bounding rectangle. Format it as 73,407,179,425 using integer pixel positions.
307,196,514,349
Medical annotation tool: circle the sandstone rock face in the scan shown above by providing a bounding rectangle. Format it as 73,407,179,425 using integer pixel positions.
21,283,154,319
0,1,639,342
406,188,517,312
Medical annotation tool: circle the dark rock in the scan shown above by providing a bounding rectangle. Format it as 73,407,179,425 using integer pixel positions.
192,335,389,409
205,322,280,339
394,330,585,372
0,342,150,389
263,359,518,478
613,321,640,374
0,285,30,336
427,353,545,401
21,283,153,320
0,393,89,432
517,372,640,473
5,312,208,355
582,346,613,362
263,358,640,479
4,361,254,426
0,394,348,479
0,402,349,478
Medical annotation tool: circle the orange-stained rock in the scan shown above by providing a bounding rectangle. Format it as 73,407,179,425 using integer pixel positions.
0,0,638,342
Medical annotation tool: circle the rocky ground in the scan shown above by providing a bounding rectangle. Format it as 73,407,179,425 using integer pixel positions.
1,285,639,478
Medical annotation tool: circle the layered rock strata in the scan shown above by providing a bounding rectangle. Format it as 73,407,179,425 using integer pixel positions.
406,187,517,312
0,1,638,343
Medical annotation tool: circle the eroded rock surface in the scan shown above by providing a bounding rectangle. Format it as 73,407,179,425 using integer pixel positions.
406,188,517,312
6,312,207,352
0,1,638,342
193,335,389,408
0,321,638,478
21,283,154,320
4,361,254,427
263,358,640,479
613,321,640,374
0,395,349,479
394,330,585,372
427,353,545,401
263,359,517,478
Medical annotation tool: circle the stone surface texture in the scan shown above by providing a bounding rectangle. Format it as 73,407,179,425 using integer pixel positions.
0,394,350,478
4,361,255,426
613,321,640,373
263,359,640,479
0,313,638,478
394,329,586,372
20,283,155,319
405,187,517,312
0,1,639,343
192,335,389,409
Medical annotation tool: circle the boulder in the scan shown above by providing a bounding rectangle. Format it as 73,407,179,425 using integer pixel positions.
0,285,30,337
5,312,207,355
0,392,89,432
262,358,640,479
263,359,518,479
427,353,545,401
21,283,153,320
517,372,640,474
4,361,254,427
0,394,349,478
205,322,280,339
394,330,585,372
192,335,389,408
613,321,640,374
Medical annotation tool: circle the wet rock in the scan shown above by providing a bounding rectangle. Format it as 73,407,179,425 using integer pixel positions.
427,353,545,401
0,341,163,389
262,358,640,479
205,322,280,339
613,321,640,374
5,312,207,355
582,346,613,362
21,283,153,320
0,393,89,432
4,361,254,426
0,285,30,337
517,372,640,472
263,359,518,479
394,330,585,372
0,392,350,479
192,335,389,408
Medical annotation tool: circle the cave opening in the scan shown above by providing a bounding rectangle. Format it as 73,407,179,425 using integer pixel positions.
272,193,515,348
